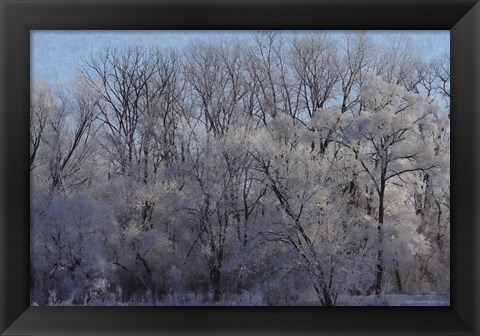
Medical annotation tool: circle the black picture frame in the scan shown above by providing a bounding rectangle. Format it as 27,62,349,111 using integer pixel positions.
1,0,478,335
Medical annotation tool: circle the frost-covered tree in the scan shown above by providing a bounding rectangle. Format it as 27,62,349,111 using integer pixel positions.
324,75,448,294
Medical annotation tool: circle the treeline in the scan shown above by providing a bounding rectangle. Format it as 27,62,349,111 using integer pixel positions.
30,32,450,306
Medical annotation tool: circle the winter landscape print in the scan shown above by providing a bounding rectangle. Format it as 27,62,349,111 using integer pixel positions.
30,31,450,306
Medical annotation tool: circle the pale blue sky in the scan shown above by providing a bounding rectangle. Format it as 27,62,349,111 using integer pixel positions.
31,30,449,88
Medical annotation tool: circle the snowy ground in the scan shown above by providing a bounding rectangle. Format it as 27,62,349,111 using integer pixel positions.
384,294,449,306
335,294,450,306
36,294,450,306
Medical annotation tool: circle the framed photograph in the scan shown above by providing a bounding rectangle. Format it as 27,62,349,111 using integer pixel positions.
1,0,479,335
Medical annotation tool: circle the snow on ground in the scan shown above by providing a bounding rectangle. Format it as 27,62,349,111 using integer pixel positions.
34,291,450,306
384,294,449,306
336,294,449,306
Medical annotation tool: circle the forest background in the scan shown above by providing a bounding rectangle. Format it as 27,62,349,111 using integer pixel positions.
30,31,450,306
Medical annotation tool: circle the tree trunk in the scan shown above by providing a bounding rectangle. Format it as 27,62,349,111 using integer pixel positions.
314,284,334,306
373,176,386,295
210,266,221,302
394,258,403,293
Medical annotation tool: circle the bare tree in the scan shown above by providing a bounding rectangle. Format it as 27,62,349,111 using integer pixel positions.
84,47,152,178
40,77,98,194
30,82,54,170
186,40,248,136
290,34,339,119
